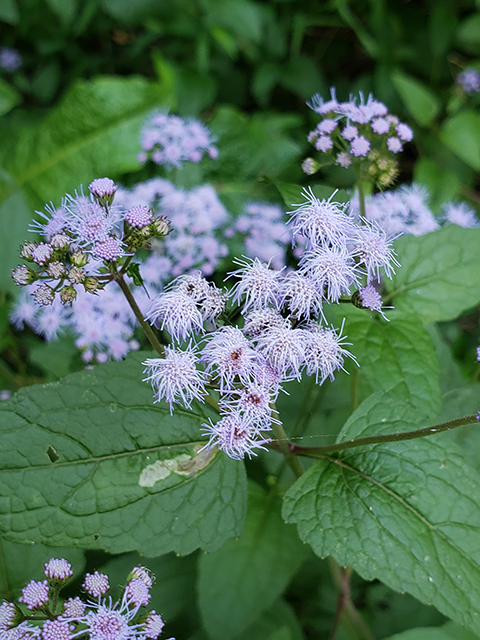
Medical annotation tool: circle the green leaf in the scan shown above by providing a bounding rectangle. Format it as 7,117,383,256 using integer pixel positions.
456,14,480,54
99,551,196,621
384,622,480,640
270,180,349,208
0,538,85,600
44,0,78,24
283,392,480,634
333,306,441,418
0,179,31,290
440,111,480,171
0,78,21,116
0,353,247,555
0,0,19,24
239,599,305,640
198,481,309,640
391,71,441,126
386,226,480,322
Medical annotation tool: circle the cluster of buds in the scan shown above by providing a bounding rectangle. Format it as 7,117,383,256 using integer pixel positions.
12,178,172,308
143,189,399,459
0,559,172,640
303,89,413,188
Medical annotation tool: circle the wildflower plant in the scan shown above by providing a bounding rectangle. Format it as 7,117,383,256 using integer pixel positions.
0,559,172,640
3,92,480,640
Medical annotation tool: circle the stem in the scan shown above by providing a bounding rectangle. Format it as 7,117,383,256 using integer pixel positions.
355,164,366,219
328,560,374,640
114,273,164,357
292,414,479,458
270,415,305,478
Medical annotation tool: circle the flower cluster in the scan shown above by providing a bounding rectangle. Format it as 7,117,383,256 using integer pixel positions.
456,68,480,95
12,178,172,310
138,112,218,169
349,183,479,236
143,190,400,459
304,89,414,188
0,47,22,72
0,559,172,640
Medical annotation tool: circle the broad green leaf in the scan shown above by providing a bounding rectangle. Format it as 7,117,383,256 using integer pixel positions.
391,71,441,126
0,538,85,600
0,0,19,24
385,623,480,640
238,599,305,640
441,111,480,170
205,0,264,44
283,392,480,634
99,551,196,621
100,0,163,23
270,180,349,208
456,14,480,54
0,180,30,290
44,0,77,24
442,621,480,639
0,353,247,556
0,78,21,116
386,226,480,322
198,481,309,640
331,306,441,418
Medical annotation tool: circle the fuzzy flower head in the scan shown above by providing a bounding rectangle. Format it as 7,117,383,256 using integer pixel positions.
303,323,357,384
200,412,271,460
145,291,204,342
287,188,354,249
89,178,117,207
63,597,86,619
143,612,164,639
255,325,306,379
442,201,480,228
276,271,324,321
242,308,285,340
201,326,258,390
123,579,151,608
299,246,361,302
352,219,400,281
0,601,16,630
129,567,154,589
229,257,283,313
143,346,206,413
457,68,480,94
41,619,72,640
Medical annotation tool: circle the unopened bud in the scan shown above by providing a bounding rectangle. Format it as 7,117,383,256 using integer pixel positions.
12,264,35,286
89,177,117,207
71,251,88,267
151,216,172,237
84,277,99,292
20,241,37,260
301,157,319,175
50,234,70,249
60,285,77,305
68,266,86,284
47,261,66,279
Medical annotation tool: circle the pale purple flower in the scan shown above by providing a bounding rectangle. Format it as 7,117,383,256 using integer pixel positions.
63,597,86,618
143,612,165,639
145,291,204,342
83,571,109,598
200,412,271,460
47,262,66,279
64,196,115,247
457,68,480,94
242,307,285,340
357,285,389,320
336,152,352,168
83,606,131,640
89,178,117,201
30,204,69,240
301,158,317,175
125,205,152,228
229,257,283,313
350,136,370,157
342,125,358,141
476,347,480,363
94,237,124,261
41,619,71,640
44,558,73,582
220,381,275,426
352,219,400,281
287,187,354,249
277,271,324,320
124,579,150,608
12,265,32,286
130,567,154,589
442,201,479,228
315,136,333,152
371,118,390,135
5,622,41,640
0,47,22,72
143,346,206,412
303,324,357,383
396,123,414,142
299,246,360,302
32,243,52,265
308,88,339,114
0,601,15,630
387,137,403,153
255,325,306,379
19,580,49,610
201,326,258,389
317,119,337,134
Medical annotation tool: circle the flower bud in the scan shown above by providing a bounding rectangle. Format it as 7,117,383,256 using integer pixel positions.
151,216,172,237
68,266,86,284
50,234,70,249
20,241,37,260
12,264,35,286
89,177,117,207
84,277,99,292
71,251,88,267
59,285,77,305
